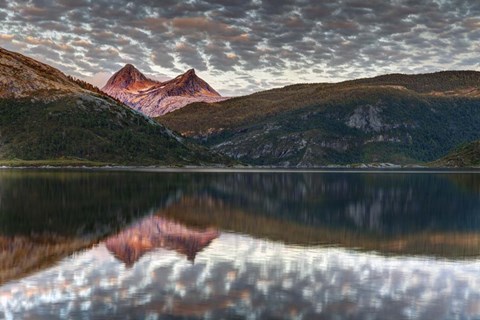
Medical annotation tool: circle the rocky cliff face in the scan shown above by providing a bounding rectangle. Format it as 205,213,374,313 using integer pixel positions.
102,65,226,117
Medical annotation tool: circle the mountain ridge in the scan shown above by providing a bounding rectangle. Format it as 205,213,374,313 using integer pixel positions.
0,46,223,166
4,45,480,167
102,64,226,117
103,63,156,90
157,70,480,167
0,47,83,98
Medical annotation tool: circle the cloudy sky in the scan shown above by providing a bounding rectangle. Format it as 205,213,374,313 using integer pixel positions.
0,0,479,96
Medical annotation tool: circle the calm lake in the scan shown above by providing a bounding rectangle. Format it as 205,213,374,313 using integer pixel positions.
1,169,480,319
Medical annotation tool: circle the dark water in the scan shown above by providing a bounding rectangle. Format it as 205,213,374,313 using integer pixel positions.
1,170,480,319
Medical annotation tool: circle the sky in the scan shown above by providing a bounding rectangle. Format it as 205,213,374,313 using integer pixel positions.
0,0,479,96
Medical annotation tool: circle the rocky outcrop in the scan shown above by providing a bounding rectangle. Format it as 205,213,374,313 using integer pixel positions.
346,105,384,132
102,65,226,117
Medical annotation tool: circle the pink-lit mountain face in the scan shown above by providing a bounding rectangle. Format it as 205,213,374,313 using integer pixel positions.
102,64,226,117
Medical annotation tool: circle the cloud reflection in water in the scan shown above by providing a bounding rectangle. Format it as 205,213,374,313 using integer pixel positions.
1,233,480,320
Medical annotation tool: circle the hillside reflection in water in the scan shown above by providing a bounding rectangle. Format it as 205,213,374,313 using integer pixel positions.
1,170,480,319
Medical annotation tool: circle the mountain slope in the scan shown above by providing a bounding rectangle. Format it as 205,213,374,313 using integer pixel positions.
157,71,480,166
431,140,480,167
0,47,222,166
0,47,81,98
346,71,480,96
102,65,226,117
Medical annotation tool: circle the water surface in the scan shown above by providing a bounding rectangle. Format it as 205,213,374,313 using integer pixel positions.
1,170,480,319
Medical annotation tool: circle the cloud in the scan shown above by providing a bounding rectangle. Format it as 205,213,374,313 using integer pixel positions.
0,34,14,40
175,42,208,71
0,0,478,96
151,52,175,69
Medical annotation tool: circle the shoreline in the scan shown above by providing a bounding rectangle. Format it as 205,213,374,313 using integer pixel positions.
1,165,480,173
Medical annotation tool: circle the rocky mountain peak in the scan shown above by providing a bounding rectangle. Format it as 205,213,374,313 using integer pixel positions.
103,63,150,90
184,68,196,76
174,68,199,84
101,64,226,117
170,68,220,96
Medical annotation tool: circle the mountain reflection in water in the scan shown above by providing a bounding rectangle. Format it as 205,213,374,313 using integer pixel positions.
105,215,219,265
1,170,480,319
2,234,480,320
